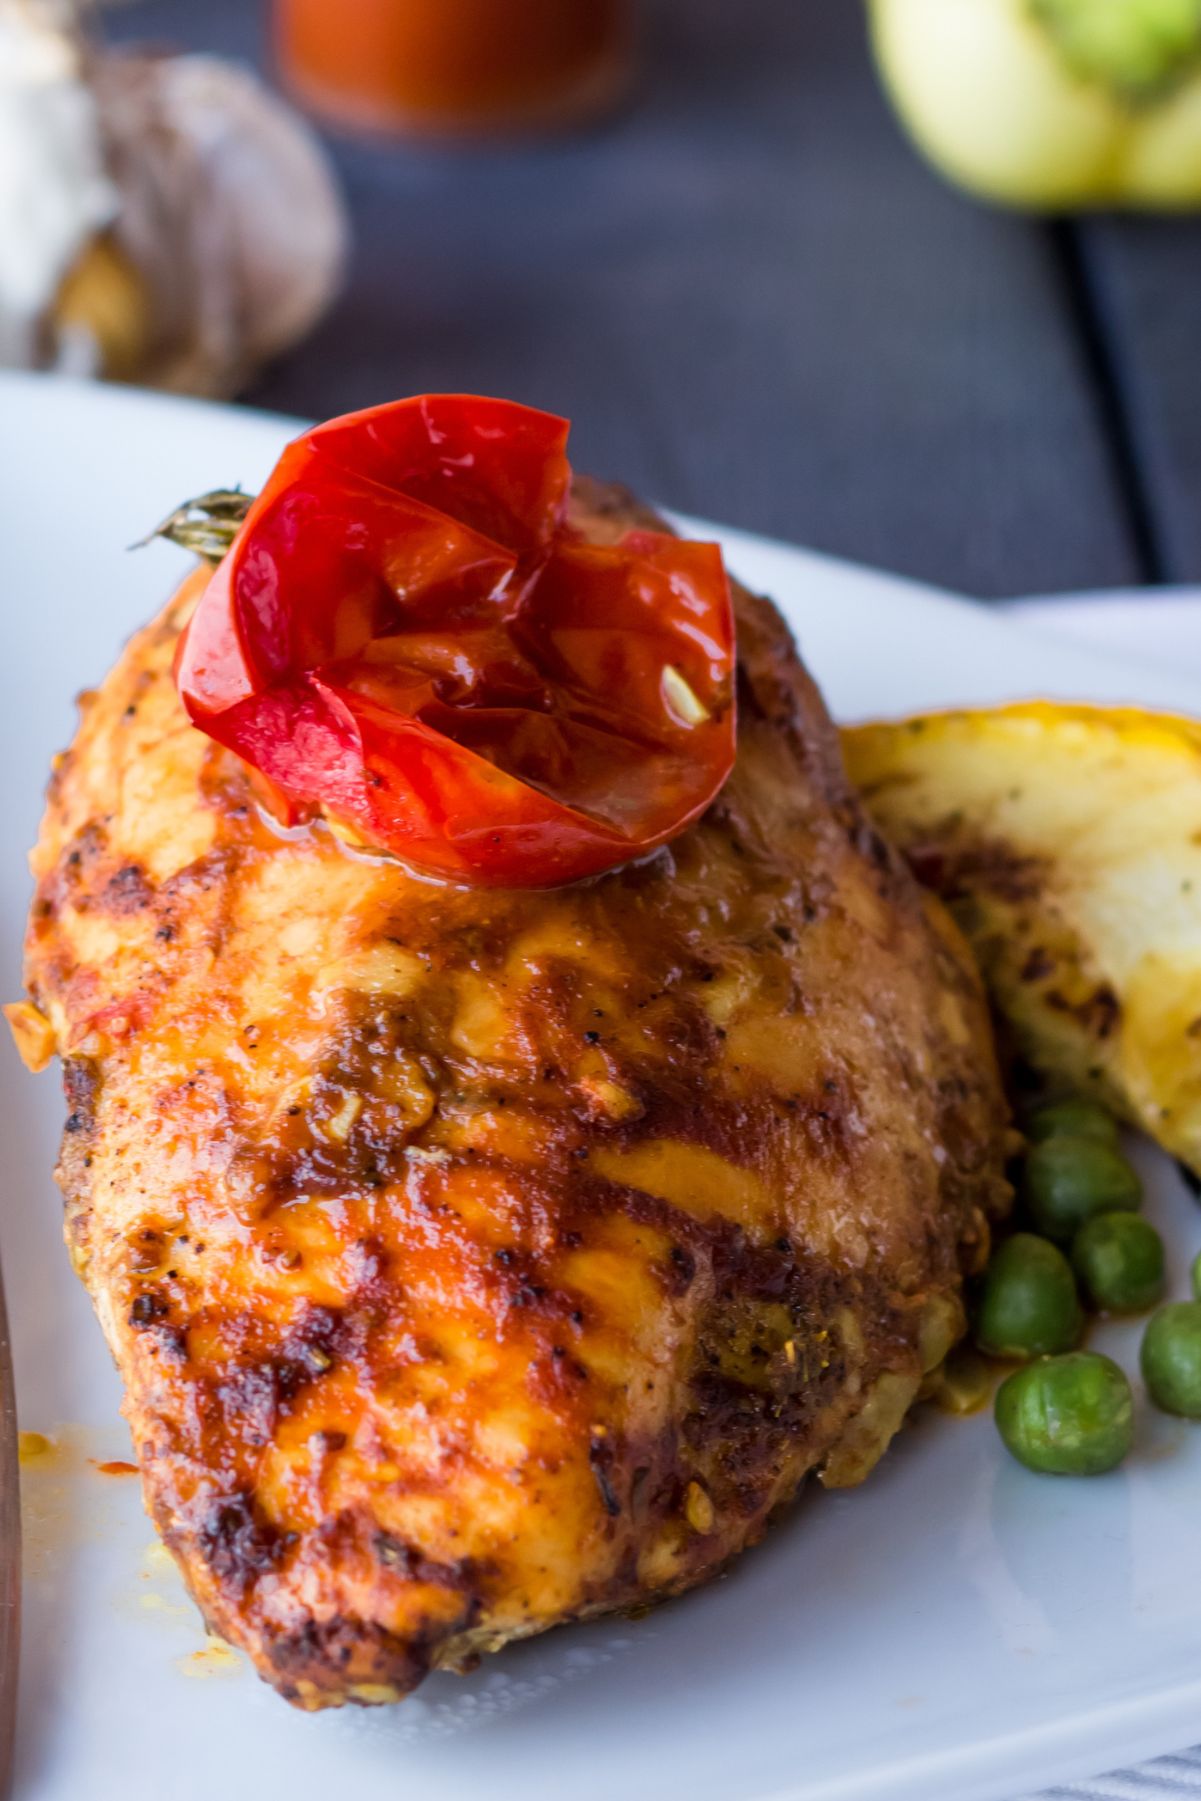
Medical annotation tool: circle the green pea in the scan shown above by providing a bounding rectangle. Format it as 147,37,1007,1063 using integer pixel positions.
995,1352,1133,1476
1072,1212,1165,1314
975,1233,1082,1360
1023,1137,1142,1241
1026,1099,1119,1147
1191,1249,1201,1301
1141,1302,1201,1418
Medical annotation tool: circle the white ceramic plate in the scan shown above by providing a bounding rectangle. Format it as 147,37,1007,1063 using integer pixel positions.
1008,589,1201,672
4,372,1201,1801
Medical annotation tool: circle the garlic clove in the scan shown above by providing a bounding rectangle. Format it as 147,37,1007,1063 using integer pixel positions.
52,229,152,379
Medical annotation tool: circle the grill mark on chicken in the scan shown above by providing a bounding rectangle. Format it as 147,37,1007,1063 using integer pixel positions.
21,476,1011,1708
199,1491,295,1592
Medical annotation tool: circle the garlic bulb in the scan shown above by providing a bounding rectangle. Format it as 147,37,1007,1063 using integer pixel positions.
0,1,348,395
90,52,349,395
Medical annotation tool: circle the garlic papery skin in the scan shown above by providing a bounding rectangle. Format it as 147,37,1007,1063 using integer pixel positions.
0,2,118,367
93,53,348,396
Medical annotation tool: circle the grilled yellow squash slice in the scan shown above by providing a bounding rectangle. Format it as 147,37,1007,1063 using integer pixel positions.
843,704,1201,1175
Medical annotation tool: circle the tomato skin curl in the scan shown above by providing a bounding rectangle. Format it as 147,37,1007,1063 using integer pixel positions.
175,395,737,887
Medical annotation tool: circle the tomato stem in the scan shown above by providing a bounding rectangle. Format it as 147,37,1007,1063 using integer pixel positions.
136,489,254,565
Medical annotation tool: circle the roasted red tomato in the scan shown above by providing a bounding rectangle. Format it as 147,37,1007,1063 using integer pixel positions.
175,395,736,886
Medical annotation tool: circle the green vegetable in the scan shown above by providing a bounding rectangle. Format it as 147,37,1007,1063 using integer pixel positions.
1025,1099,1119,1146
1141,1301,1201,1416
868,0,1201,212
975,1232,1083,1358
1031,0,1201,97
1023,1136,1142,1240
995,1352,1134,1474
1072,1211,1165,1313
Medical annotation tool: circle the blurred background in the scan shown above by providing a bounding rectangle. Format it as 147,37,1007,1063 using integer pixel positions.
6,0,1201,599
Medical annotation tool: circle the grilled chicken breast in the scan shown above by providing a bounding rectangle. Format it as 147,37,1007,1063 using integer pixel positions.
17,479,1010,1709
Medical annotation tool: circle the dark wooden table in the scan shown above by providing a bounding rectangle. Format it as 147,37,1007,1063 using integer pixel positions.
106,0,1201,599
